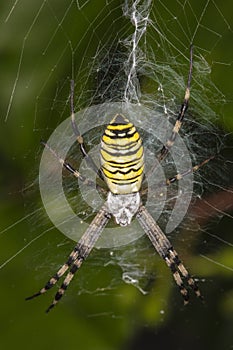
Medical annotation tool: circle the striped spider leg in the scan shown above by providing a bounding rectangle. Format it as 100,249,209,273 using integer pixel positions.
26,142,109,312
41,140,107,196
26,203,111,313
140,155,214,197
136,205,203,304
139,159,212,303
165,156,214,186
137,46,205,302
157,45,193,163
147,45,193,180
70,79,104,181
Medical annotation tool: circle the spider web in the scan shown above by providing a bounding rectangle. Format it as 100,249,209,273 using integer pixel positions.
0,0,233,338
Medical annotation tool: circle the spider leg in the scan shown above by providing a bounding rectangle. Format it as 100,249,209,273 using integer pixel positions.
41,140,107,196
164,251,189,304
141,155,214,197
146,45,193,180
26,204,111,312
45,256,83,313
165,156,214,186
25,244,81,300
157,45,193,163
136,204,203,304
70,80,104,180
168,247,202,299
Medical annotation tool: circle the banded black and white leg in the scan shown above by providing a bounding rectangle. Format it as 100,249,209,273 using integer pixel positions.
136,204,203,304
41,140,107,196
26,204,111,312
165,155,214,186
157,45,193,164
25,244,81,300
70,80,104,180
164,247,202,304
141,155,214,197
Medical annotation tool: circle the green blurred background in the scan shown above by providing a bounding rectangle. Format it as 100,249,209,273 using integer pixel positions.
0,1,232,349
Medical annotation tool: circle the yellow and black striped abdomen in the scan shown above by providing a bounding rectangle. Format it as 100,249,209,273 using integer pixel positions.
100,114,144,194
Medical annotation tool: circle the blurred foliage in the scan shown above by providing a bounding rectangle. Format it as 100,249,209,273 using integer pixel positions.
0,1,232,350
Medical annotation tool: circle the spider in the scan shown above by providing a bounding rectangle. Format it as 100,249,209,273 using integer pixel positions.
26,46,211,312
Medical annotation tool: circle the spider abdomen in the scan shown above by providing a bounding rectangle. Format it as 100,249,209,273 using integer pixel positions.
100,114,144,194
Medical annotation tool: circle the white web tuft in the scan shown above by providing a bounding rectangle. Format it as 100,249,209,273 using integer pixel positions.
122,0,152,103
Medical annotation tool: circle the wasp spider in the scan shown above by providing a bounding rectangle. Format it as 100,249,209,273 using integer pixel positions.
27,47,210,312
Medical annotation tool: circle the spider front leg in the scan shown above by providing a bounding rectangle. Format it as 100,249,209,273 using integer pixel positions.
157,45,193,164
136,205,203,304
70,80,104,180
41,140,107,196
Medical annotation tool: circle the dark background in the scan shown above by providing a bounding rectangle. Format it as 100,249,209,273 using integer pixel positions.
0,1,232,349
